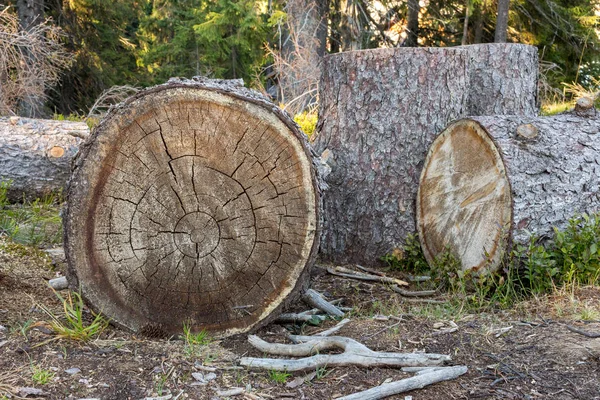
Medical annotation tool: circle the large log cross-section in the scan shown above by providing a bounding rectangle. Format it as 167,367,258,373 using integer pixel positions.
64,79,320,337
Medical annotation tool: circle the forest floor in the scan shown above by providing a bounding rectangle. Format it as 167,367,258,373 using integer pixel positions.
1,238,600,400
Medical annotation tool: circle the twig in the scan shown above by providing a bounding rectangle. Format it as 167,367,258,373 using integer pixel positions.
337,366,468,400
216,388,245,397
315,318,351,336
566,325,600,338
400,298,446,304
276,313,327,324
407,275,431,282
391,285,436,297
327,266,409,287
240,335,450,372
302,289,344,317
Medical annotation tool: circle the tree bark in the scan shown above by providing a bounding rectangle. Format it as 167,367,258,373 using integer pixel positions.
494,0,509,43
417,111,600,274
313,48,470,265
0,117,89,201
17,0,45,117
64,78,321,337
461,43,538,116
405,0,420,47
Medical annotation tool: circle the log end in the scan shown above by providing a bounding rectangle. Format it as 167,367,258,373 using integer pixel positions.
417,119,512,274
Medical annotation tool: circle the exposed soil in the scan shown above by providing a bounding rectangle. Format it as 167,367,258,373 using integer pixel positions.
1,238,600,399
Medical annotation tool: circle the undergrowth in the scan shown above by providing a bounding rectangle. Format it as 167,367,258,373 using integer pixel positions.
0,181,63,247
383,212,600,311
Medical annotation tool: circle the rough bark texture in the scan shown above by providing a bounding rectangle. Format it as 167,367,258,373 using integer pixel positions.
64,78,321,337
494,0,510,43
461,43,539,116
0,117,89,201
17,0,45,117
314,44,539,266
418,112,600,273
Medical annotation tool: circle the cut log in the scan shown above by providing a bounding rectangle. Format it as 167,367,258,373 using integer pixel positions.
64,78,320,337
0,117,89,201
313,47,470,266
313,44,538,266
417,112,600,274
461,43,539,116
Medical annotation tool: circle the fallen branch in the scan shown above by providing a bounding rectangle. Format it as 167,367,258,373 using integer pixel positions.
327,266,409,287
337,365,468,400
391,285,436,297
276,313,327,325
315,318,351,336
566,325,600,338
240,335,450,372
216,388,245,397
302,289,345,317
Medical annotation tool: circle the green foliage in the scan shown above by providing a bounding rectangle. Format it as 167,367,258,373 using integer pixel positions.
0,181,62,247
182,322,212,358
39,290,109,342
294,112,318,138
267,369,290,384
381,234,430,274
31,366,55,385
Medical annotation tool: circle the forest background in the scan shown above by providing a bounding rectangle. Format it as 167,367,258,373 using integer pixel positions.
1,0,599,121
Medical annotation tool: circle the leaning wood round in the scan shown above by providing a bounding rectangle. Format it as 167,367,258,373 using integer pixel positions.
418,112,600,274
64,79,320,337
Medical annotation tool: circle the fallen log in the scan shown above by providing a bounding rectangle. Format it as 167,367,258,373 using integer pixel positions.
64,78,321,337
417,110,600,273
313,44,538,266
239,334,450,371
0,117,89,201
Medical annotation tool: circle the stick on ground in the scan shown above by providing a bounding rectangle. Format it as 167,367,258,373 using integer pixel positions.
302,289,345,318
337,365,468,400
240,335,450,372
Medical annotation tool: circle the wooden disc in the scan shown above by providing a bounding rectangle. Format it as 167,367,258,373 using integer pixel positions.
417,119,512,274
64,83,319,336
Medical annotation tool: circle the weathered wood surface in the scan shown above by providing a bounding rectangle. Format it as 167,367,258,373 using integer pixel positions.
418,111,600,273
461,43,539,116
0,117,89,201
314,44,538,266
64,78,321,337
313,47,470,265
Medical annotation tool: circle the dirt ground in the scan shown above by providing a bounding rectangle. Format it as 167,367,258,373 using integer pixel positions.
1,238,600,400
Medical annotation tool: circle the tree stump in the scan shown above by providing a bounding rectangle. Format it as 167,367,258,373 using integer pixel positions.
0,117,89,201
314,44,538,266
64,78,320,337
417,111,600,274
462,43,539,116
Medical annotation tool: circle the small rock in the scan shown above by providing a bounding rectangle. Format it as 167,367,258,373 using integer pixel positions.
0,324,7,332
65,368,81,375
204,372,217,381
433,322,445,329
18,387,46,397
191,372,204,381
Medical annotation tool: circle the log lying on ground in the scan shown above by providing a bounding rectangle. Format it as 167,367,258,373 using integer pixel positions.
313,44,538,266
417,111,600,274
0,117,89,201
240,334,450,371
64,78,320,337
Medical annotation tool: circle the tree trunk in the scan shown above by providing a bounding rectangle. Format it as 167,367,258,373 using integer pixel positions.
405,0,420,47
461,0,470,46
461,43,538,116
63,78,321,338
0,117,89,201
417,111,600,274
314,44,538,266
494,0,509,43
17,0,45,117
313,48,470,265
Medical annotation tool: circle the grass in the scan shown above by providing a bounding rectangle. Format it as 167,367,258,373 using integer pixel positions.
0,181,63,247
38,290,109,343
31,365,54,385
267,369,290,384
182,322,213,358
